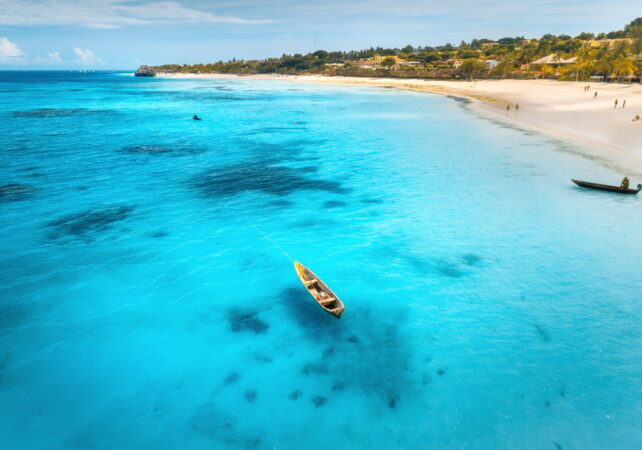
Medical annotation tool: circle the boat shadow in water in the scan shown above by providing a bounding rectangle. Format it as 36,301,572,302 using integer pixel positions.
279,287,417,409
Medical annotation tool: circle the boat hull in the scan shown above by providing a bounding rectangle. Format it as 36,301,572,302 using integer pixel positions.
294,261,344,318
571,179,640,194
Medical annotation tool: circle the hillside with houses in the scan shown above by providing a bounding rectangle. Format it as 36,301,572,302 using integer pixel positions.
137,18,641,82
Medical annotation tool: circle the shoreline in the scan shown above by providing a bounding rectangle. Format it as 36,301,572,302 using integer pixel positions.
151,73,642,175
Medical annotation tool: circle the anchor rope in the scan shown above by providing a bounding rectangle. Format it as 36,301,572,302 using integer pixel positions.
249,223,295,263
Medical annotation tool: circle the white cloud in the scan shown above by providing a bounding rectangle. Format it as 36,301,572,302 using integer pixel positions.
0,37,24,63
0,0,271,29
73,48,105,65
33,51,63,64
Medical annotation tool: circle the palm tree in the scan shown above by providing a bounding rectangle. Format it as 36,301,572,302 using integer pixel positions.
612,56,636,80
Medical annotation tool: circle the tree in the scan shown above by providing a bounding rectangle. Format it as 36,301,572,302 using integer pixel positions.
540,64,555,79
575,32,595,40
612,56,636,80
381,56,396,70
459,59,487,79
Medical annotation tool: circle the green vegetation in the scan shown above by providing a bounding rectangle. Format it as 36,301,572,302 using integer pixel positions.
139,18,642,81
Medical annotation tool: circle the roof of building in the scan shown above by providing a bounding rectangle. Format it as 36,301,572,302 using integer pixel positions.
530,54,577,65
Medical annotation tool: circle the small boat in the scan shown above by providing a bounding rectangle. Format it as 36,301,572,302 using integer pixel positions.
294,261,344,318
571,179,641,194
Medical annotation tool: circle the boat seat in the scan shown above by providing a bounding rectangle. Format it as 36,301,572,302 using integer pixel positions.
304,279,318,286
319,298,335,305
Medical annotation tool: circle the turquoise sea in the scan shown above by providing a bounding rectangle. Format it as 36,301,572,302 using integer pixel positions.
0,71,641,449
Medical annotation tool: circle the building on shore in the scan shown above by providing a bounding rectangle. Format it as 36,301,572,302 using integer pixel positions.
524,54,577,71
356,54,422,70
484,59,500,70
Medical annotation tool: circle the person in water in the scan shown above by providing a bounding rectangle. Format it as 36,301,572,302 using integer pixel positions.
192,114,201,120
621,177,630,189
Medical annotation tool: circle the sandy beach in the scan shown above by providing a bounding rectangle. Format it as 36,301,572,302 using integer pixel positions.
155,73,642,174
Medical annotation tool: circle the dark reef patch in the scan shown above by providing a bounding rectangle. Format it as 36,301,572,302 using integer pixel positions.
190,403,263,448
323,200,347,209
192,162,345,198
46,205,135,240
190,402,236,437
462,253,482,266
288,390,302,400
312,395,327,408
302,362,329,376
436,369,445,376
150,230,169,238
361,197,384,204
535,324,551,342
291,219,319,228
0,184,35,202
120,145,172,155
244,390,257,403
119,144,207,157
223,372,241,385
0,304,27,333
269,199,293,208
226,308,269,334
13,108,115,118
252,353,273,364
437,262,466,278
241,139,326,163
387,395,398,409
248,126,307,134
0,352,11,371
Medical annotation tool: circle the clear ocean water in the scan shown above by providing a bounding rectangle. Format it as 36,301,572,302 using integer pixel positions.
0,71,641,450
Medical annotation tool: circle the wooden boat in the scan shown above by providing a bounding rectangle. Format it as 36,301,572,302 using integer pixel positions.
294,261,344,318
571,179,641,194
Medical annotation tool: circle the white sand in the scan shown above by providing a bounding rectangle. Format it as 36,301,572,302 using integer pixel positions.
155,73,642,174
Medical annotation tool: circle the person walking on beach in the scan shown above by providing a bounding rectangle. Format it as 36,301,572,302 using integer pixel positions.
594,91,598,98
506,104,511,111
623,99,626,108
614,99,618,108
515,103,519,111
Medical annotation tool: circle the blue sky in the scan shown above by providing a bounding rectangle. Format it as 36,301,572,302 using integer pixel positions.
0,0,639,69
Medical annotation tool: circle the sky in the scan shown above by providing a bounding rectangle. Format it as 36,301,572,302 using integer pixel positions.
0,0,639,69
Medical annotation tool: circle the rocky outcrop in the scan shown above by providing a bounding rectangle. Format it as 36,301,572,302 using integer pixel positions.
135,65,156,77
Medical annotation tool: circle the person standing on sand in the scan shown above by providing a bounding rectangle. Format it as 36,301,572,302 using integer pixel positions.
594,92,598,98
506,104,511,111
515,103,519,111
614,99,618,108
623,99,626,108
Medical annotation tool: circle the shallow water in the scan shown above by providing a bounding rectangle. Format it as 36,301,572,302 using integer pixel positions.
1,71,641,450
